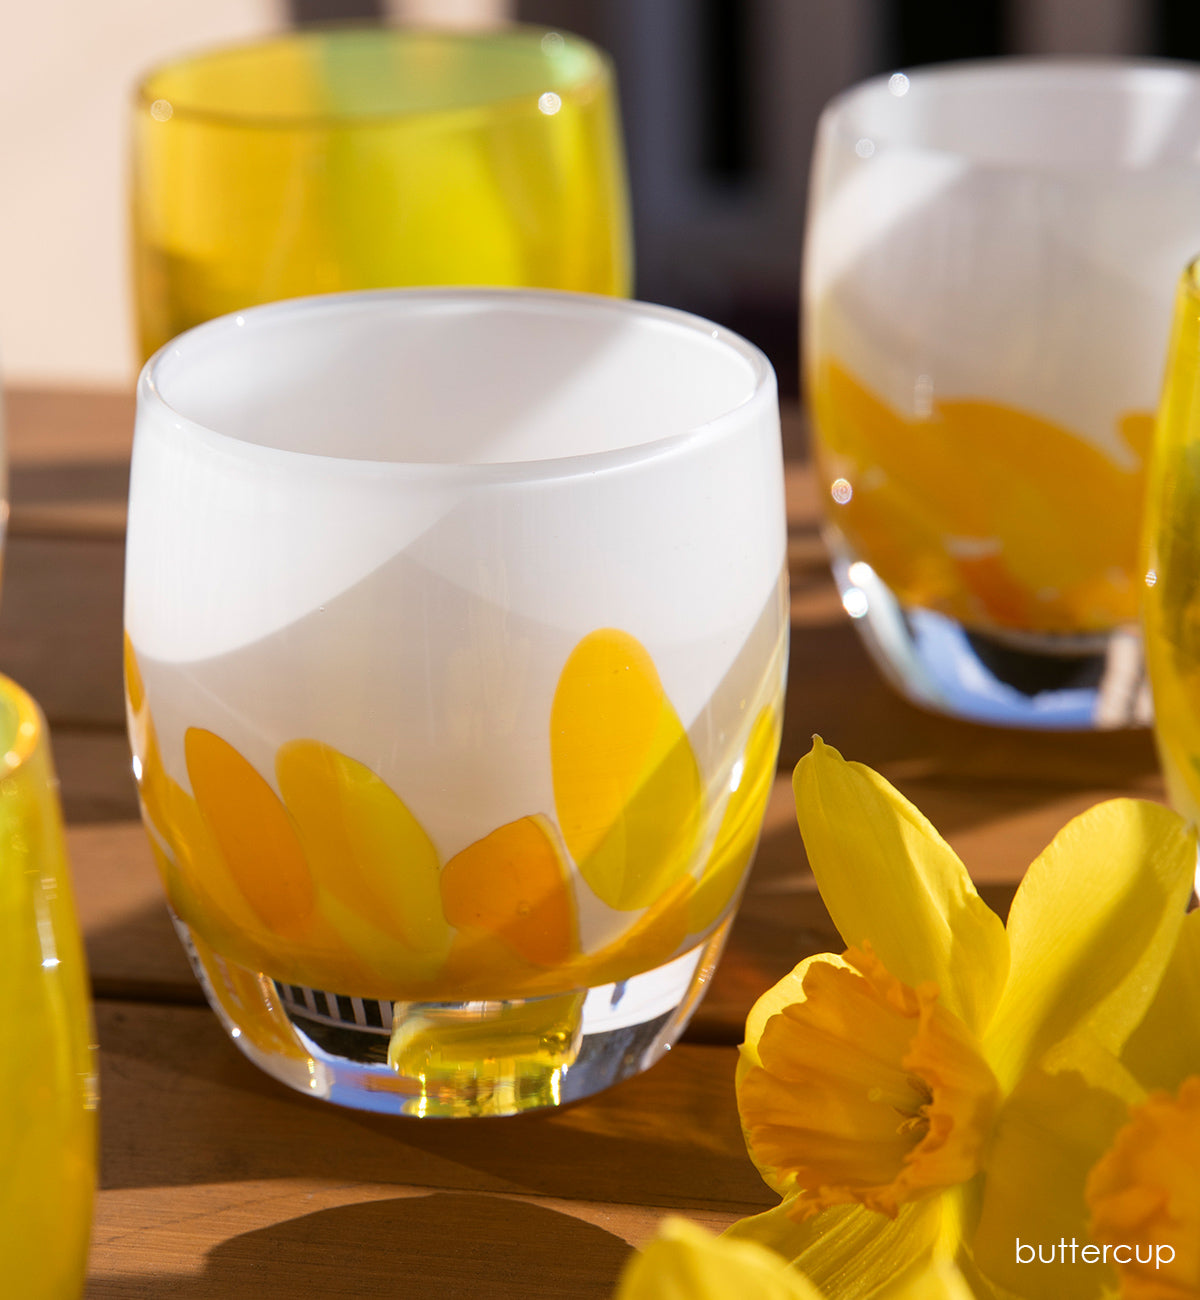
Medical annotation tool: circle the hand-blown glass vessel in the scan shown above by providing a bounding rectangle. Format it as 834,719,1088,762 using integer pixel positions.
125,288,788,1116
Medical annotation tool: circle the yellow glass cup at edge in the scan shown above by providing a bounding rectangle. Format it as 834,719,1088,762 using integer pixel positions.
1143,258,1200,825
0,676,97,1297
131,24,632,359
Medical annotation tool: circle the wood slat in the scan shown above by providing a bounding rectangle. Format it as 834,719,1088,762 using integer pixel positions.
54,732,140,825
90,1183,724,1300
95,1003,768,1213
0,535,126,730
88,999,770,1296
6,387,134,465
1,386,1175,1296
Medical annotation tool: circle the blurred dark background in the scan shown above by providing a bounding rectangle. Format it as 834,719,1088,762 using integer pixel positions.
290,0,1200,399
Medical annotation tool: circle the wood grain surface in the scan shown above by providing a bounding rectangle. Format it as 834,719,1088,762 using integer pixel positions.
0,387,1167,1298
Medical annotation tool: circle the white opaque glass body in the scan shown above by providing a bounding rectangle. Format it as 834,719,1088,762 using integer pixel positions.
125,289,787,1115
805,61,1200,728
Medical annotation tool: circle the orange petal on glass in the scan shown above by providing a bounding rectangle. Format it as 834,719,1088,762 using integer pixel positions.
123,632,145,715
441,814,577,968
551,628,702,912
186,926,310,1064
186,727,318,938
137,715,273,957
184,728,377,991
439,927,554,1000
739,945,1000,1220
812,358,1146,633
1087,1076,1200,1299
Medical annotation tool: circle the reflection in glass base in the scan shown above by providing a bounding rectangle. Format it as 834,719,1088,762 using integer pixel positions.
174,915,732,1117
830,549,1153,730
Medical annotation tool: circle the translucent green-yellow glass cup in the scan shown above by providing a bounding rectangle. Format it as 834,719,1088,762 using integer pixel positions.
131,24,631,360
0,677,96,1296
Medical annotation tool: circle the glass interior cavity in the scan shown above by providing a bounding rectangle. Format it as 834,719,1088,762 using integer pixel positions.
148,292,764,466
138,27,600,125
838,61,1200,168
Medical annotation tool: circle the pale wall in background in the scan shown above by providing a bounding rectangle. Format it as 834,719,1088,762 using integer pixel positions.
0,0,284,389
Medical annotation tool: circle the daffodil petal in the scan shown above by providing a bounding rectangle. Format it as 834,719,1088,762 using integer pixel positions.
983,799,1194,1091
727,1196,945,1300
1121,908,1200,1092
792,739,1008,1034
880,1258,977,1300
970,1036,1144,1300
615,1217,825,1300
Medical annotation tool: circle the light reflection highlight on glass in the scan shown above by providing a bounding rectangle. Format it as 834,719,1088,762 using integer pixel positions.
842,587,869,619
831,477,853,504
889,72,910,97
538,92,562,115
847,560,875,586
1146,569,1158,587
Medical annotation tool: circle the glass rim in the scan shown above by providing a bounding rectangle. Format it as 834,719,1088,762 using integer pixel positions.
137,287,778,484
0,674,44,780
821,55,1200,170
133,22,612,133
1184,256,1200,297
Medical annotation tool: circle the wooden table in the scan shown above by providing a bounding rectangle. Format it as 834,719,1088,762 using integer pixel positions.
3,388,1164,1298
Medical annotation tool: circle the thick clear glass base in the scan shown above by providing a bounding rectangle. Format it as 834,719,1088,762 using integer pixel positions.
830,548,1152,730
173,915,732,1117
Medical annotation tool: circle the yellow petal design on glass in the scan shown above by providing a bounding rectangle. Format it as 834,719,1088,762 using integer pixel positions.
811,358,1147,633
689,706,780,935
130,628,776,1005
615,1217,826,1300
440,814,577,968
792,738,1008,1034
551,628,702,911
740,946,1000,1221
1087,1077,1200,1300
276,740,450,963
183,727,379,992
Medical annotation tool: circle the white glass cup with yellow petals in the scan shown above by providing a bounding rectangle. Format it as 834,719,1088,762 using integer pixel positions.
124,288,788,1116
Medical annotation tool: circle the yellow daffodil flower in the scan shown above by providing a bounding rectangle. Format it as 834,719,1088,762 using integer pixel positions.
732,739,1196,1300
614,1216,976,1300
1085,909,1200,1299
